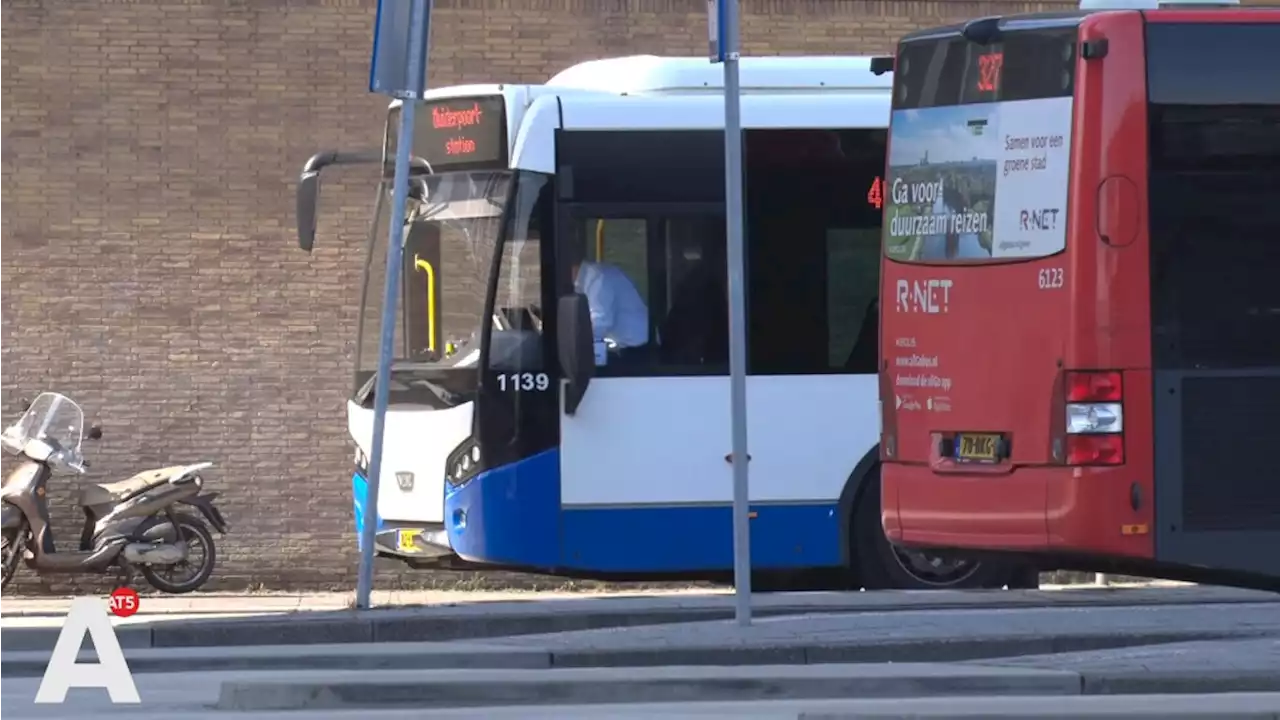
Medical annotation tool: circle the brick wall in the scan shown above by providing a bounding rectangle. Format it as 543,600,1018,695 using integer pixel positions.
0,0,1245,593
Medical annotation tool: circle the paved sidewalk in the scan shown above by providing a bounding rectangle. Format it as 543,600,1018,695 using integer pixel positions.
4,695,1280,720
0,580,1202,617
4,614,1279,716
6,664,1280,719
6,594,1279,677
1,581,1194,617
475,600,1280,655
212,663,1084,711
133,638,1280,711
973,637,1280,694
0,587,719,617
4,585,1268,653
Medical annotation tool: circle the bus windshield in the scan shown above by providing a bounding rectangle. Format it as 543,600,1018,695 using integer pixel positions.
356,170,511,376
884,24,1078,264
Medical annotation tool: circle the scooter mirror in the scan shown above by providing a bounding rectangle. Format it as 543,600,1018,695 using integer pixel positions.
86,425,103,440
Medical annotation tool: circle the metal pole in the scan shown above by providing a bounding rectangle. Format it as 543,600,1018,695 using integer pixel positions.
721,0,752,627
356,0,430,612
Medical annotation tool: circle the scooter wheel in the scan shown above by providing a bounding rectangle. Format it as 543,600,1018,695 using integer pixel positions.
1,528,24,590
139,514,217,594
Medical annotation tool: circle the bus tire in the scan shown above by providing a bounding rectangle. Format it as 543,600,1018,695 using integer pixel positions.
852,466,1005,590
1005,564,1041,589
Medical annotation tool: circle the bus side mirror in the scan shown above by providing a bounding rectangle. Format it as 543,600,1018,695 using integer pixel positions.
557,293,595,416
296,170,321,253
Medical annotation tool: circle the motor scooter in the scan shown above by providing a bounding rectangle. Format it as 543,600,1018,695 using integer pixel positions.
1,392,228,593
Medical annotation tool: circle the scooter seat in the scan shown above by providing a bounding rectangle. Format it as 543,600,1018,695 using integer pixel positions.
79,466,196,507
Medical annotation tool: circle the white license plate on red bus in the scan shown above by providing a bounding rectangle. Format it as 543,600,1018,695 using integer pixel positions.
955,433,1002,463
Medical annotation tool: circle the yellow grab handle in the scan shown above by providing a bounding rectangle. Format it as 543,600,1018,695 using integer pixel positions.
414,254,437,353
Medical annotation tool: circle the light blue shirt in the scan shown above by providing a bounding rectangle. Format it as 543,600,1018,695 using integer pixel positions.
574,261,649,348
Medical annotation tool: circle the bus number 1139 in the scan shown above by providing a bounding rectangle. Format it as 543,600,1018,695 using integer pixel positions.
497,373,551,392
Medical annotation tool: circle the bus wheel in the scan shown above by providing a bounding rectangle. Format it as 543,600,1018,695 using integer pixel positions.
853,468,999,590
1006,564,1041,589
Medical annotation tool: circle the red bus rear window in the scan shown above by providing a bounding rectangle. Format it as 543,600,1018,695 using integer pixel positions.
884,25,1077,265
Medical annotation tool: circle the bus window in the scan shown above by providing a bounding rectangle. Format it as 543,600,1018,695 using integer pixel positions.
885,27,1076,264
403,222,444,360
745,128,885,375
564,216,654,376
658,216,728,369
594,218,649,307
1147,23,1280,371
827,229,881,373
491,172,550,373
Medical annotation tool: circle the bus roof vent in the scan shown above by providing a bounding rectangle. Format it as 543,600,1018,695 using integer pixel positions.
545,55,893,95
1079,0,1238,7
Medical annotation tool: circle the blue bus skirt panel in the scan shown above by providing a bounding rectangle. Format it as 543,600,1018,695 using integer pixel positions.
445,448,563,568
445,449,845,573
352,470,386,552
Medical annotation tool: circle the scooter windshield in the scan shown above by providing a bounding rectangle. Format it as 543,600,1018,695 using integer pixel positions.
3,392,84,456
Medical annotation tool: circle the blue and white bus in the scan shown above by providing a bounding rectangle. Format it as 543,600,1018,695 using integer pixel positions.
296,55,1036,590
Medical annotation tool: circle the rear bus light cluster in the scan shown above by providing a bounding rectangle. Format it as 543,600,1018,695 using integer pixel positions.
1064,370,1125,466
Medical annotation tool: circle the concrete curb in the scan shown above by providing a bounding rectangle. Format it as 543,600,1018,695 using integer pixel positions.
0,583,1198,618
0,629,1247,678
1082,669,1280,695
0,641,553,677
803,707,1280,712
3,586,1274,652
213,664,1084,711
801,710,1280,720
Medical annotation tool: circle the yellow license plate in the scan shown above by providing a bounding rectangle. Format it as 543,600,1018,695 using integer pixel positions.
396,529,421,553
956,433,1001,462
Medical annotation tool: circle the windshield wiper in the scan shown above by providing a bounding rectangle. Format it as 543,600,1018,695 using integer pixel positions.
354,361,469,407
407,378,462,406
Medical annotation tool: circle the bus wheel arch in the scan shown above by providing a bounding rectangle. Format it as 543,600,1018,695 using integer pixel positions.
840,451,1034,590
836,445,882,588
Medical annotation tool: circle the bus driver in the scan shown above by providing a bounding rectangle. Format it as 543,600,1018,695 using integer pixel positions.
567,241,650,367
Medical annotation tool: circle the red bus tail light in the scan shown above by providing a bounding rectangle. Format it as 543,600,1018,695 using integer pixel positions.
1066,433,1125,466
1065,371,1122,402
1062,370,1124,466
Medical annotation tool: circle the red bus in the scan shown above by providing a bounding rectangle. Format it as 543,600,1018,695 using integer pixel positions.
878,2,1280,589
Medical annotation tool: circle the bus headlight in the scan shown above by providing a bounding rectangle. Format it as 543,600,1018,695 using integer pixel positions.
446,438,482,488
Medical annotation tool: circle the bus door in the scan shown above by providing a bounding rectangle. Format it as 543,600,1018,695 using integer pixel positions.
555,203,731,533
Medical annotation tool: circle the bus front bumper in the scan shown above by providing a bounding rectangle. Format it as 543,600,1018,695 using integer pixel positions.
374,524,454,559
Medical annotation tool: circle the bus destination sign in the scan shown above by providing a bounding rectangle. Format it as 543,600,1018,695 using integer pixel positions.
413,95,509,171
976,51,1003,94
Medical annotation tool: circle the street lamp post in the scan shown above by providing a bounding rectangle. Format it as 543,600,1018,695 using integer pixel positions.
709,0,752,627
357,0,434,611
